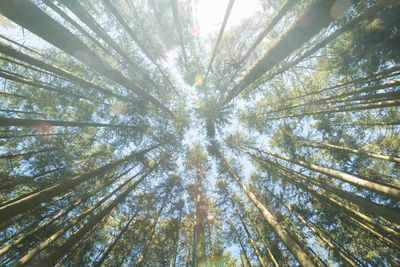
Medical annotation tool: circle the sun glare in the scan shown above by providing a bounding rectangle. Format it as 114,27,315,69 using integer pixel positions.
196,0,261,35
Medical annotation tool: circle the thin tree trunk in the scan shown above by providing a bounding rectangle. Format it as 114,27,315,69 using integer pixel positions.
136,184,173,266
92,209,140,267
245,211,280,267
0,156,91,191
268,1,397,85
217,152,316,266
264,186,358,266
12,167,146,266
0,168,128,257
0,147,56,160
0,41,130,103
223,0,296,86
204,0,235,83
0,70,110,106
302,139,400,164
241,143,400,201
169,0,188,71
0,117,138,129
36,164,158,266
230,222,252,267
101,0,176,92
0,142,162,224
56,0,161,93
229,196,266,267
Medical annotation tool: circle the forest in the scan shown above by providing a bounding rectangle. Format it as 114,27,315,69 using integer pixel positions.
0,0,399,266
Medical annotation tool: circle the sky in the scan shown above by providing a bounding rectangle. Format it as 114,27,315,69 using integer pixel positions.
196,0,261,35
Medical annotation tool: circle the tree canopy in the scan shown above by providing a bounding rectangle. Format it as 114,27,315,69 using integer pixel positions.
0,0,399,266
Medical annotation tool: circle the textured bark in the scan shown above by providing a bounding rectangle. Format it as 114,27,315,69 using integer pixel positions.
218,153,316,266
241,143,400,201
0,143,162,224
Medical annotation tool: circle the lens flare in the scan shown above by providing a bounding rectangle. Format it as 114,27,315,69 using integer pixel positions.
190,27,200,36
111,101,127,115
195,74,204,86
36,122,55,141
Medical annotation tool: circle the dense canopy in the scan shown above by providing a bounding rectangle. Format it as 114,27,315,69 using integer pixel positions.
0,0,399,266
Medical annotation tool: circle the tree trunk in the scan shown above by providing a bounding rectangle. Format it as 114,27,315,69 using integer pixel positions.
217,152,316,266
169,0,188,71
230,222,252,267
0,142,162,224
102,0,175,91
0,70,109,106
0,147,56,160
92,209,140,267
136,184,173,266
0,0,175,117
32,164,158,266
241,143,400,201
0,168,126,258
0,41,130,103
241,148,400,226
255,155,400,250
229,196,266,267
302,139,400,164
269,1,396,84
264,185,358,266
57,0,160,92
220,0,338,107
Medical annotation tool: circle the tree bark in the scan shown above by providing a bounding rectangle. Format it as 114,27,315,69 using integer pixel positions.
92,209,140,267
241,143,400,201
136,184,173,266
220,0,338,107
37,164,158,266
0,0,175,117
229,196,266,267
0,143,162,224
240,148,400,226
217,152,316,266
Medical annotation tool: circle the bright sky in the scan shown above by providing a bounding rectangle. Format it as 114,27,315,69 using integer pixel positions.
196,0,261,35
